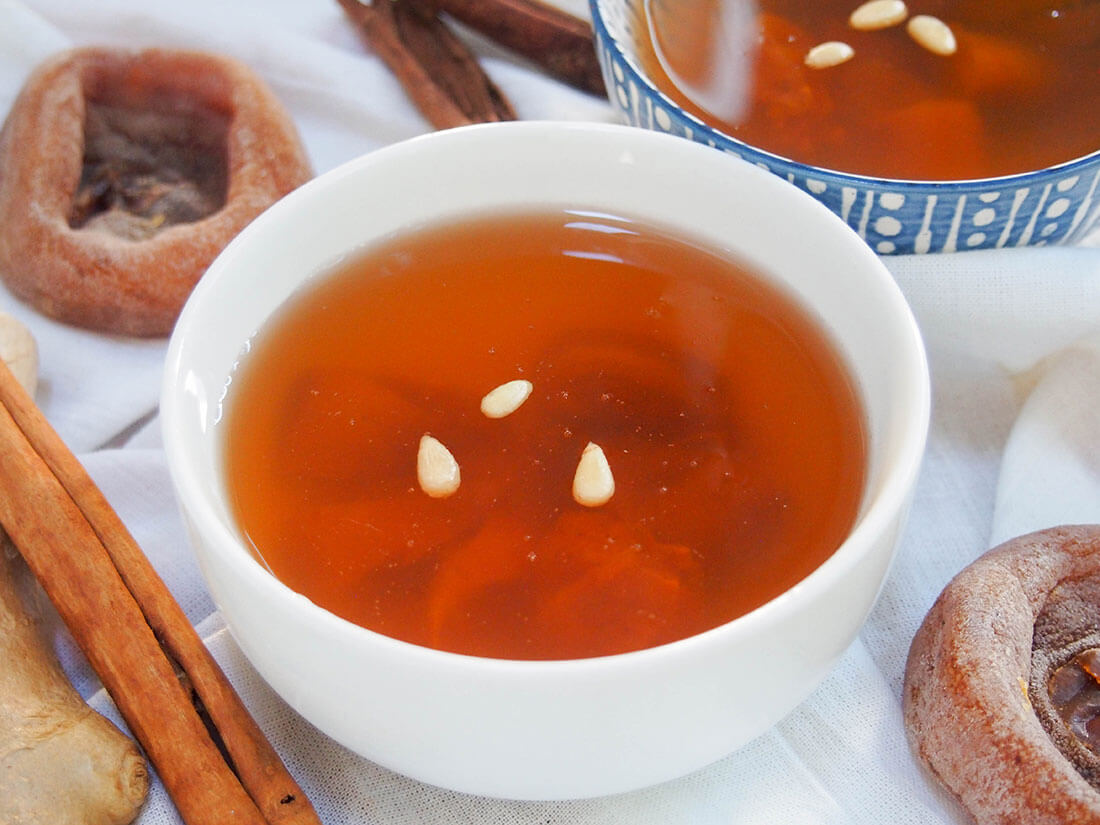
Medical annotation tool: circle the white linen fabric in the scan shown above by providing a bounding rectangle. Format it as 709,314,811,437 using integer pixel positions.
2,1,1099,823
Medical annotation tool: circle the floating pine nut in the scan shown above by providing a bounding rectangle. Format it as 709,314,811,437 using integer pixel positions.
417,434,461,498
480,379,533,419
572,442,615,507
907,14,956,55
849,0,908,30
805,41,855,69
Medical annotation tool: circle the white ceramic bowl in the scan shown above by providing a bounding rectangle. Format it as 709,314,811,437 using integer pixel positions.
591,0,1100,254
162,121,929,800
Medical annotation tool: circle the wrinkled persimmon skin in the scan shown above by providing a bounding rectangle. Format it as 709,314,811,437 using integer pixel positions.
0,47,312,337
904,525,1100,825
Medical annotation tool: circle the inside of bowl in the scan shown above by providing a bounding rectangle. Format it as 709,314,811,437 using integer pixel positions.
172,123,925,615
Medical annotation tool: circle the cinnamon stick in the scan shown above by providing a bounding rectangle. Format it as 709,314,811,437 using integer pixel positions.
337,0,515,129
426,0,606,95
0,360,321,825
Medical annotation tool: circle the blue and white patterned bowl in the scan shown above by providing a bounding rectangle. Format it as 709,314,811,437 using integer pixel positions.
590,0,1100,255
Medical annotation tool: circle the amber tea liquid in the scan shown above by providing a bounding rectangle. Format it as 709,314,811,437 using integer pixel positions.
223,210,867,659
639,0,1099,179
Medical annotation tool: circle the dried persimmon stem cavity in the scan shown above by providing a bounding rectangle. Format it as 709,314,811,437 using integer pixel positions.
69,97,229,239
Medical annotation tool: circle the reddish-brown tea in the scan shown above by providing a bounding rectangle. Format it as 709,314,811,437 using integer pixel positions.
638,0,1099,179
223,210,866,660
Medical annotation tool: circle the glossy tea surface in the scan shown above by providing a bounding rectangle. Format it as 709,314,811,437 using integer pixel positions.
640,0,1099,180
223,210,867,659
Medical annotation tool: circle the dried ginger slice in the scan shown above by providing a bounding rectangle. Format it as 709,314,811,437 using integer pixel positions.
0,541,149,825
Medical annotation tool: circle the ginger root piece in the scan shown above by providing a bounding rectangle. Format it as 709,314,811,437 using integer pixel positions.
0,47,312,337
0,540,149,825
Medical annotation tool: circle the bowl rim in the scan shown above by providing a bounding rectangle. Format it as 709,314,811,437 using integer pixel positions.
589,0,1100,189
162,119,931,675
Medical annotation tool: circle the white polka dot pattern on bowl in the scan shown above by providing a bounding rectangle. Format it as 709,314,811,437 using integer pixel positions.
591,0,1100,255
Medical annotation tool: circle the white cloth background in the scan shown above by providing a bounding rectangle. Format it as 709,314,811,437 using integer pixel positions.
2,1,1099,822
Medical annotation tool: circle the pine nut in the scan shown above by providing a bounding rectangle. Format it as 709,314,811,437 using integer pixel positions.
480,379,533,419
572,442,615,507
907,14,956,55
805,41,855,69
0,312,38,398
849,0,908,30
417,434,461,498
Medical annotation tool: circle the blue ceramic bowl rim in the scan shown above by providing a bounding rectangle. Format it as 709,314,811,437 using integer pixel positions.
589,0,1100,192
